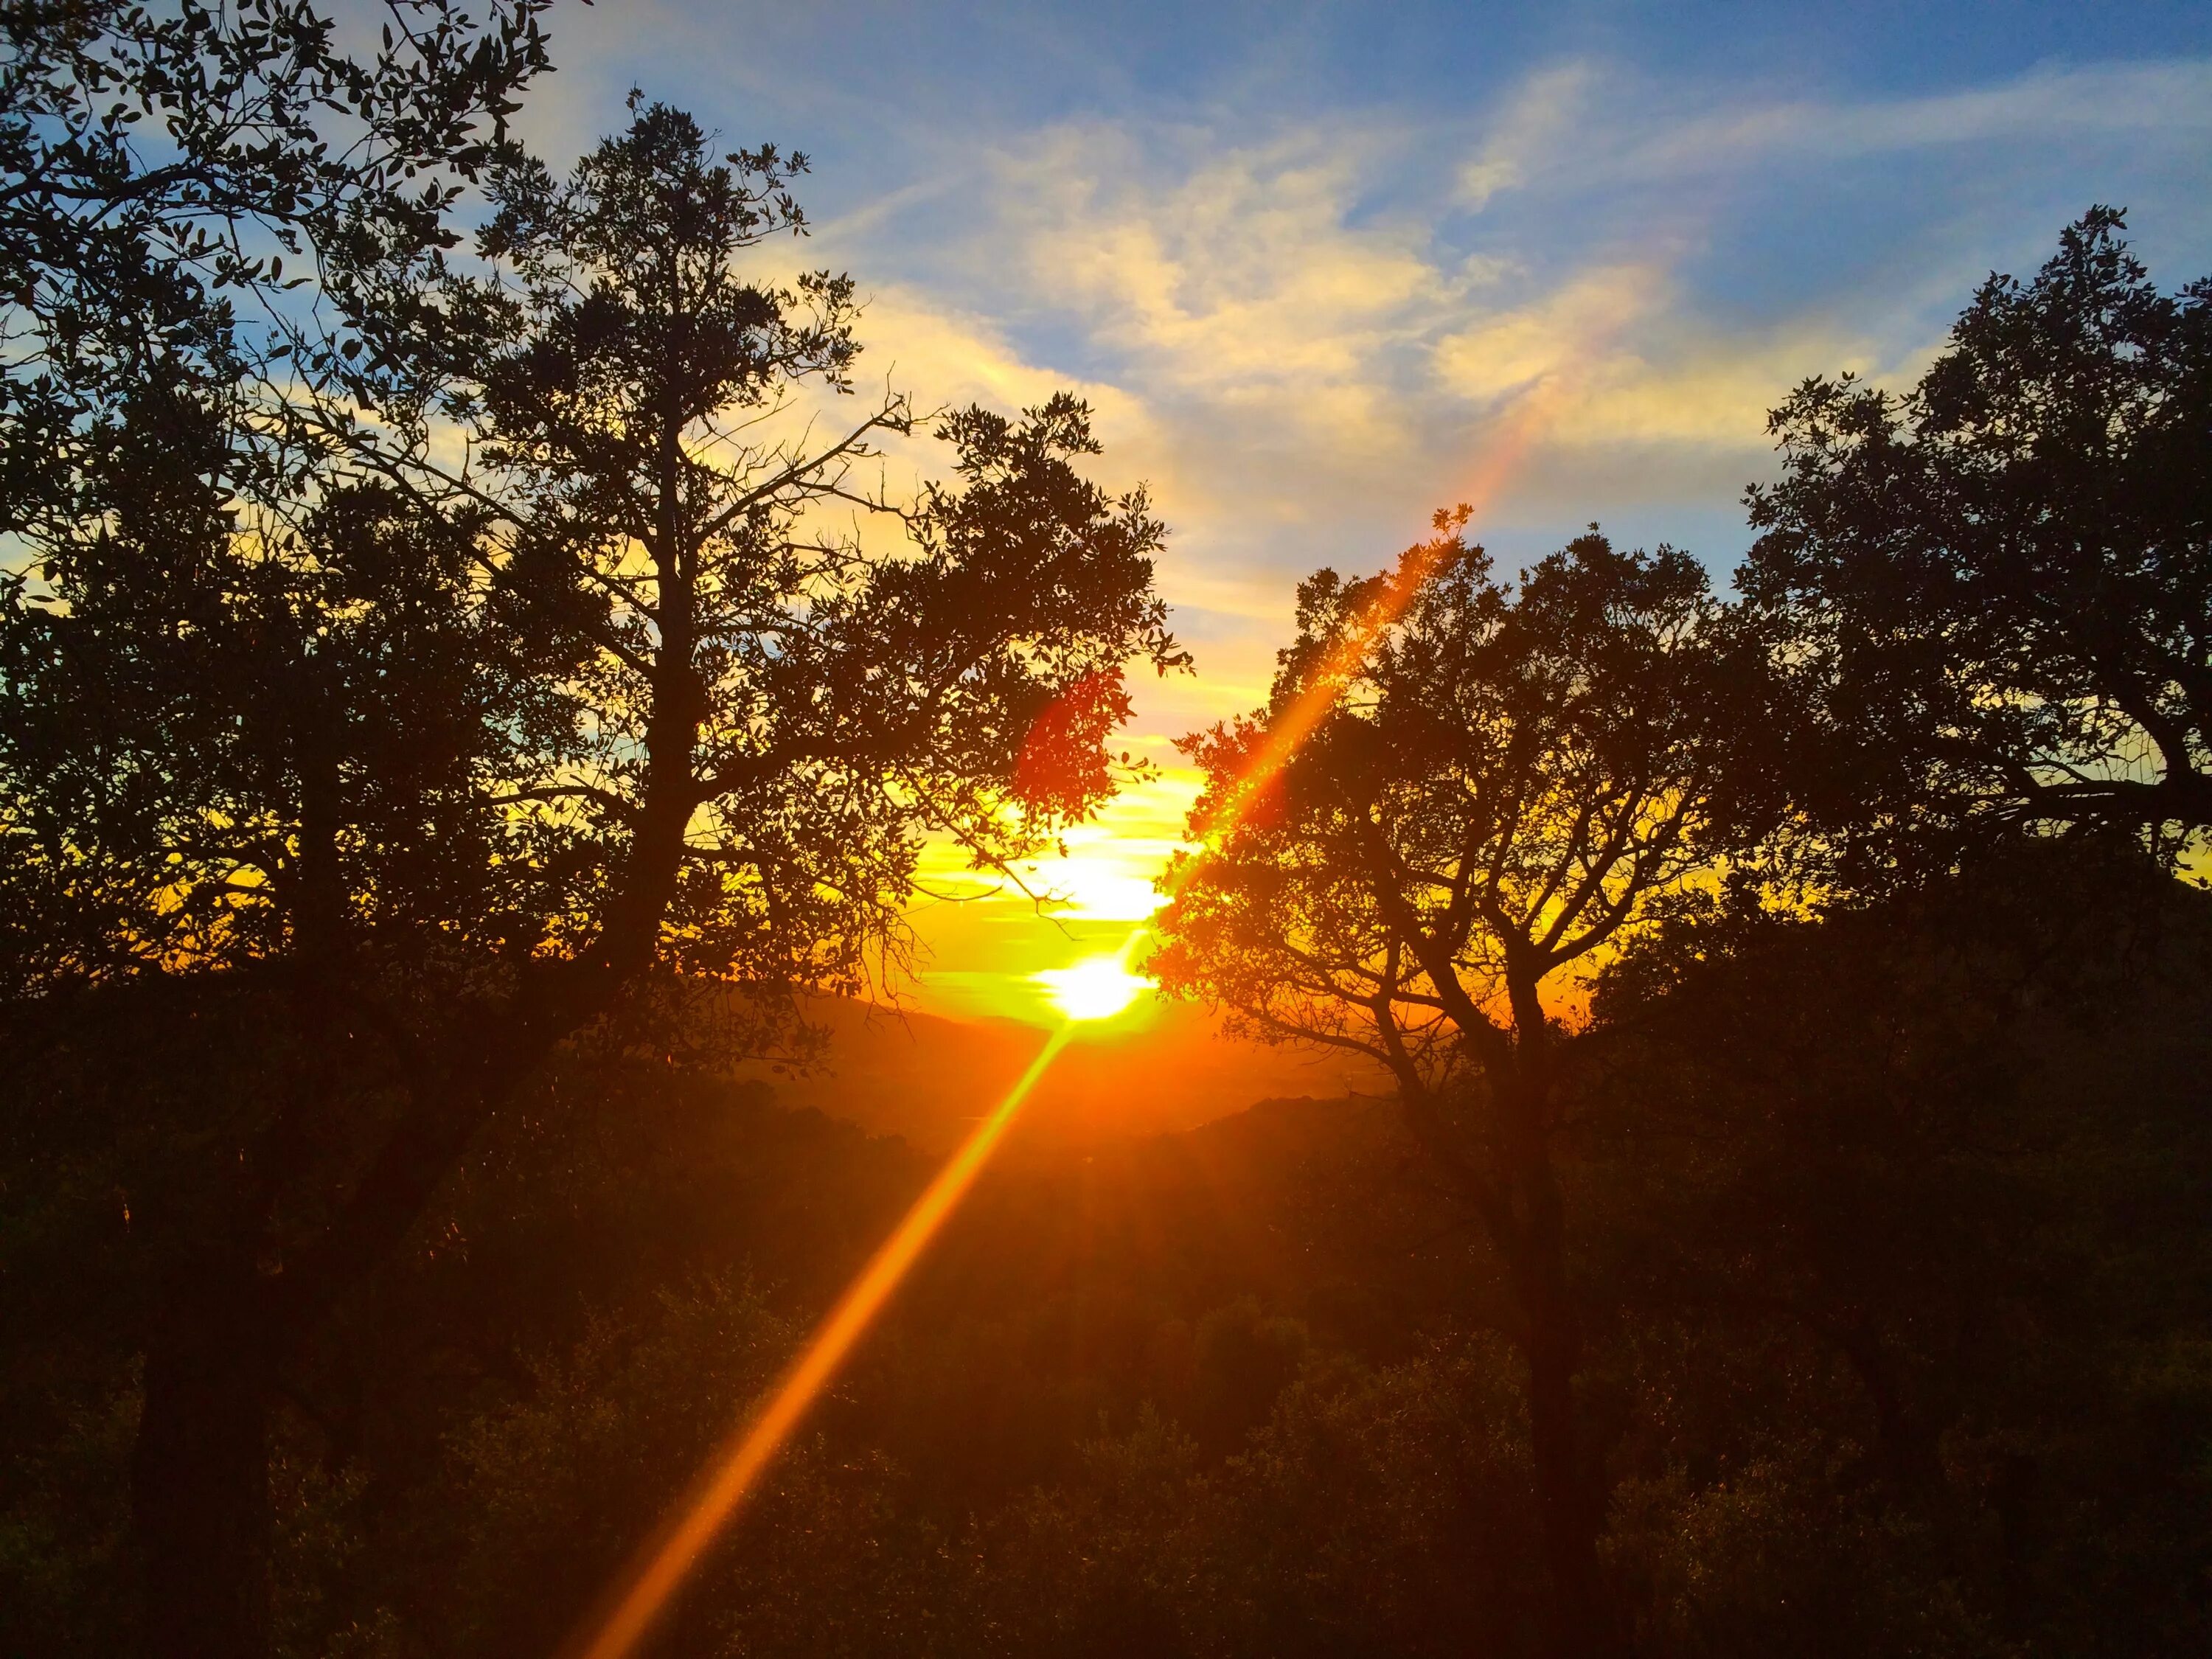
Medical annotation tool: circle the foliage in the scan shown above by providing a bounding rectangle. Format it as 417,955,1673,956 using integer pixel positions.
1607,1445,2004,1659
0,57,1180,1658
1153,518,1773,1655
5,915,2208,1657
1742,208,2212,882
1155,522,1760,1083
1585,844,2212,1658
0,0,554,521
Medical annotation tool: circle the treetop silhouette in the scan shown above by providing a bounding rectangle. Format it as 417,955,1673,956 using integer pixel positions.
1,91,1180,1659
1742,206,2212,884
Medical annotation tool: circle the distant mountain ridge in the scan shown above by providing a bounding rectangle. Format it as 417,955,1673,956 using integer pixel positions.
734,995,1390,1153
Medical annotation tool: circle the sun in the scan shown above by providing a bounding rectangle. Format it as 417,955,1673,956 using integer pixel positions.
1032,953,1149,1023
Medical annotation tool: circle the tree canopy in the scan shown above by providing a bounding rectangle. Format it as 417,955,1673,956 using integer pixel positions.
1742,207,2212,882
0,77,1181,1659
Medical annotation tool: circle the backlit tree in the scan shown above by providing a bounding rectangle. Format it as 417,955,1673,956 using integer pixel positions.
1742,208,2212,885
1154,518,1767,1659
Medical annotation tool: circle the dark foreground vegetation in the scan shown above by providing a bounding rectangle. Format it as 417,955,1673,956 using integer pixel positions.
3,6,2208,1658
10,860,2212,1659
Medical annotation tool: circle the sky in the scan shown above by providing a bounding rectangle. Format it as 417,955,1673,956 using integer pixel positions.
512,0,2212,1023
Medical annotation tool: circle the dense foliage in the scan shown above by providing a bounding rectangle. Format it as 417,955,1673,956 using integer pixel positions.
9,874,2206,1657
1152,522,1774,1654
1,15,1178,1653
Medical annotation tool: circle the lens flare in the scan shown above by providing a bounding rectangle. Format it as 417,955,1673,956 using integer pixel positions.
1034,953,1147,1022
560,275,1644,1659
1193,381,1571,845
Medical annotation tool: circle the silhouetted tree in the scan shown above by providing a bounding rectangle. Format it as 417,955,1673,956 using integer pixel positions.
1153,518,1767,1658
3,8,556,1652
1742,209,2212,885
0,97,1180,1657
0,0,555,528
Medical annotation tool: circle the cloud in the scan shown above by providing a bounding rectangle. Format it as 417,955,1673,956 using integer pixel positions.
1458,62,1595,209
838,119,1506,664
774,51,2210,740
849,283,1146,431
1433,264,1927,456
986,122,1475,412
1433,263,1667,405
1625,58,2212,178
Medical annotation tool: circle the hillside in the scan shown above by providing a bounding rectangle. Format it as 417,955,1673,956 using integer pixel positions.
735,995,1392,1152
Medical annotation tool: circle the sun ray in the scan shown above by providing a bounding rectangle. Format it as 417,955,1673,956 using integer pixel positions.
566,1021,1076,1659
560,305,1641,1659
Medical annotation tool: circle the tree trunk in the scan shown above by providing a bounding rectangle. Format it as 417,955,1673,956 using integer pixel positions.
1520,1267,1610,1659
1832,1316,1944,1501
1496,1004,1614,1659
132,1258,277,1659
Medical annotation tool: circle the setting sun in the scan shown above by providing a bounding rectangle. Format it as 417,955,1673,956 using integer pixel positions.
1033,953,1150,1022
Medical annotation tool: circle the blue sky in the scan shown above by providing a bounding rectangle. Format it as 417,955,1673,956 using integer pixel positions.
507,1,2212,1004
521,2,2212,720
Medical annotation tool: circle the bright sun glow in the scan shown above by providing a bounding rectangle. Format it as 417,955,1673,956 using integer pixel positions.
1032,953,1148,1022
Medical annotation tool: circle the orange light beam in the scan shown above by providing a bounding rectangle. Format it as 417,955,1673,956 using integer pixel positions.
566,1022,1075,1659
1196,378,1559,844
563,338,1607,1659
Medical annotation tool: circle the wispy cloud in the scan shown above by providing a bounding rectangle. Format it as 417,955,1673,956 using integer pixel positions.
1624,58,2212,178
1458,62,1596,209
768,50,2212,738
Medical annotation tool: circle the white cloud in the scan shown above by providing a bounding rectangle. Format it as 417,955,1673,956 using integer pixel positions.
1458,62,1595,209
987,122,1472,411
1626,58,2212,178
1432,264,1933,456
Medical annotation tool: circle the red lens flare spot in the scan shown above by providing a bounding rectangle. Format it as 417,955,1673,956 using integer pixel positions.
1014,669,1130,816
